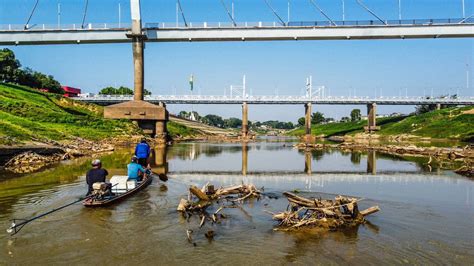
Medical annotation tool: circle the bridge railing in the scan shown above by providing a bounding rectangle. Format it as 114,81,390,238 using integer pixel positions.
1,17,472,32
145,17,473,29
0,23,131,31
74,94,474,103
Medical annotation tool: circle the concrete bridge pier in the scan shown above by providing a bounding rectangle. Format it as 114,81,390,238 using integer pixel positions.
304,103,312,141
104,0,168,140
242,102,249,138
365,103,380,132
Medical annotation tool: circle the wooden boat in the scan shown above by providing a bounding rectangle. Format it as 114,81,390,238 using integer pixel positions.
83,174,153,207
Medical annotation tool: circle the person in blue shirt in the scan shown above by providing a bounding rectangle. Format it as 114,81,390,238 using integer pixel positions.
135,138,151,167
128,156,149,181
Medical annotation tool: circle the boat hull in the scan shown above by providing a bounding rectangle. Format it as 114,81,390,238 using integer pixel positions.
83,174,153,207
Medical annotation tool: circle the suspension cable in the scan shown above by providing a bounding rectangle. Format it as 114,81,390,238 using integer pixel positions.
81,0,89,29
24,0,40,30
263,0,286,26
355,0,387,25
177,0,188,27
219,0,237,27
308,0,336,26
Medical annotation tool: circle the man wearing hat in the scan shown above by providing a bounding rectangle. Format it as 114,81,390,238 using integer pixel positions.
86,159,109,195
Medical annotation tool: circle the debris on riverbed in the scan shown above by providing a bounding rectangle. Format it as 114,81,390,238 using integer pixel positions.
4,152,62,174
177,183,261,244
268,192,379,231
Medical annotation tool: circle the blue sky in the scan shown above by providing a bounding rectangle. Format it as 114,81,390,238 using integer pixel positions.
1,0,473,121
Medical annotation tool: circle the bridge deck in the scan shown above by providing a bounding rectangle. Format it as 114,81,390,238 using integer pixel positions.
0,18,473,45
75,95,474,106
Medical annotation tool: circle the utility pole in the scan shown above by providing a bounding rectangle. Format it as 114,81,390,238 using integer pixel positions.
57,2,61,29
342,0,345,21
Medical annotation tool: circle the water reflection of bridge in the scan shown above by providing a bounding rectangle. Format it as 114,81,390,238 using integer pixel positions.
149,143,419,177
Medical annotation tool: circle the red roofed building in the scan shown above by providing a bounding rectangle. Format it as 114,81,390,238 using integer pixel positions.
62,86,81,97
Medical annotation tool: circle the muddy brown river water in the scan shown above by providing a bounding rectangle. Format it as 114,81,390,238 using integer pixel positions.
1,139,473,264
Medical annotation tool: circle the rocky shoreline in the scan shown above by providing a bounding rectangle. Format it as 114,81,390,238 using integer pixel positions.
0,135,145,174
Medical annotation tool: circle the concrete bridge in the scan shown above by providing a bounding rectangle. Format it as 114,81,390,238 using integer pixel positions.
1,19,473,45
76,94,474,137
2,0,473,139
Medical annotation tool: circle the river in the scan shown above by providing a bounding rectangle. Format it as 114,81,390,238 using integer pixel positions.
1,139,473,264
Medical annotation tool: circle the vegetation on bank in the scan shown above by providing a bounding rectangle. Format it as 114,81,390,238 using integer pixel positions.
0,83,141,145
167,120,199,138
289,106,474,141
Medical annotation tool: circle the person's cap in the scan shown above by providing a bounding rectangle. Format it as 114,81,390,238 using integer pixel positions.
92,159,101,166
140,138,147,143
131,155,138,162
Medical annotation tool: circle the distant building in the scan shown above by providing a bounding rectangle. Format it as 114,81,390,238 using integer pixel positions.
62,86,81,97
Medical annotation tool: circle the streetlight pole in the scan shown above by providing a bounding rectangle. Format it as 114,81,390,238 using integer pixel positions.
342,0,345,21
398,0,401,20
288,0,290,24
118,3,121,27
462,0,466,18
232,0,235,21
57,2,61,29
176,1,178,27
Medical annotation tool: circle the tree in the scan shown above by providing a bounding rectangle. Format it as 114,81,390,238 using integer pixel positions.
350,109,361,122
202,114,224,128
297,117,305,126
224,117,242,128
340,116,350,123
178,111,189,118
311,112,325,124
0,48,21,82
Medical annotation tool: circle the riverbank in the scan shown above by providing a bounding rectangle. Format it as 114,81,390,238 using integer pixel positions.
289,106,474,142
295,141,474,177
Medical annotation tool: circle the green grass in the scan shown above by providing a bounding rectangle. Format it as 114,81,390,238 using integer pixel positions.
0,83,200,144
0,83,140,144
288,107,474,141
167,121,199,138
288,116,405,137
379,106,474,141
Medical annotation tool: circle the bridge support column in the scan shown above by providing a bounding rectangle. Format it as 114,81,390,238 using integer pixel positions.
242,102,249,138
365,103,380,132
132,36,144,101
304,103,312,141
436,103,441,110
103,0,168,141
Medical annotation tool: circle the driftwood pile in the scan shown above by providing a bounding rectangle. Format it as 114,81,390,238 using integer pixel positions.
177,183,261,243
269,192,379,231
